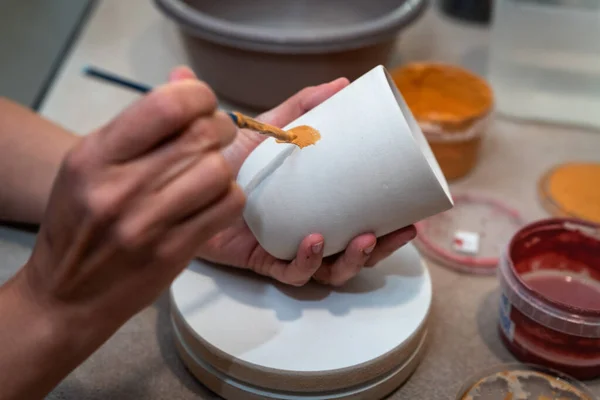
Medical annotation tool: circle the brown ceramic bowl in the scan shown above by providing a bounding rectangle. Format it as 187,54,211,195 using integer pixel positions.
154,0,428,110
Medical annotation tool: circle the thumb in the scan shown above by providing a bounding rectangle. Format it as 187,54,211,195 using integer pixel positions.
169,66,197,82
257,78,350,128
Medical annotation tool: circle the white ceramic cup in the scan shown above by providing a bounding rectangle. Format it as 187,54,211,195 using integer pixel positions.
237,65,453,260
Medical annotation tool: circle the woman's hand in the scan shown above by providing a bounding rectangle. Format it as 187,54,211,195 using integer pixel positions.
1,78,245,400
169,67,417,287
29,78,245,325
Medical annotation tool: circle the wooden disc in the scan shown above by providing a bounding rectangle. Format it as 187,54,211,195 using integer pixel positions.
170,244,431,394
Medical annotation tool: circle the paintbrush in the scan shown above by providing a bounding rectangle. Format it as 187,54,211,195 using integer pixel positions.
82,66,297,143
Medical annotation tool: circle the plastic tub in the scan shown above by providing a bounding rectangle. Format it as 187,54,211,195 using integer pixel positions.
391,63,494,181
153,0,428,110
497,218,600,380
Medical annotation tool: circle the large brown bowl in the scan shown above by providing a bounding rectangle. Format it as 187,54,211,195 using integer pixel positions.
154,0,428,110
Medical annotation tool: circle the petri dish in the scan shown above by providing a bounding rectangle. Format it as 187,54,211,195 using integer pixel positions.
414,192,524,275
456,363,597,400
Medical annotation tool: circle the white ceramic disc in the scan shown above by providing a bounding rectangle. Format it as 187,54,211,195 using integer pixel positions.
172,323,428,400
170,243,431,378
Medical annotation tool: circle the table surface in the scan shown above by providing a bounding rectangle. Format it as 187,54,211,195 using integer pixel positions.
0,0,597,399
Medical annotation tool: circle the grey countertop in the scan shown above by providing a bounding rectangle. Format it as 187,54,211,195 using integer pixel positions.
0,0,598,399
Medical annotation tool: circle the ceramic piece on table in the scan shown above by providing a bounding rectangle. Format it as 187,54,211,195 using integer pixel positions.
237,65,453,260
170,243,432,397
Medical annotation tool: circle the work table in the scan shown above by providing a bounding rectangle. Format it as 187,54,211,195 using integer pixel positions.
0,0,598,398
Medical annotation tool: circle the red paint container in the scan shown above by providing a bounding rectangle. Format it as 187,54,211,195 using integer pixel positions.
497,218,600,380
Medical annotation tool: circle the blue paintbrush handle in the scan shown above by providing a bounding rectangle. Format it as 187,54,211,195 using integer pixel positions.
83,65,239,126
83,66,153,93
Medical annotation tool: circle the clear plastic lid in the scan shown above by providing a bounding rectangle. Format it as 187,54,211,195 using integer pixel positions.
414,192,524,275
456,363,596,400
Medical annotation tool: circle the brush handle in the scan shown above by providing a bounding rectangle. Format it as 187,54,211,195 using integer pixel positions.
83,66,152,93
81,66,295,143
228,112,296,142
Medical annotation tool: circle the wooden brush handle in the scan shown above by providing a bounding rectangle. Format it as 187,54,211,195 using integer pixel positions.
229,112,296,142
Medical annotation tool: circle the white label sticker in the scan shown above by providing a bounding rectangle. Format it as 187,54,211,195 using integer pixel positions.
452,231,480,255
498,292,515,342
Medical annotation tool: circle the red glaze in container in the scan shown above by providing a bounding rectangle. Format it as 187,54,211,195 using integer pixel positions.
497,218,600,380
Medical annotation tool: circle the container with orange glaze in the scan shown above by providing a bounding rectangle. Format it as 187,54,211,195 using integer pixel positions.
497,218,600,380
392,63,493,180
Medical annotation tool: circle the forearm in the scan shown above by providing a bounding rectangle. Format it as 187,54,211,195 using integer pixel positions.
0,98,80,224
0,269,117,400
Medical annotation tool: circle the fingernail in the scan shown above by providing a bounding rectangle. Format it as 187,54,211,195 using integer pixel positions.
405,229,417,241
329,77,347,84
364,242,376,255
312,241,324,255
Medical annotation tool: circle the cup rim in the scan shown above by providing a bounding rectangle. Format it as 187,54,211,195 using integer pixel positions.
379,65,453,206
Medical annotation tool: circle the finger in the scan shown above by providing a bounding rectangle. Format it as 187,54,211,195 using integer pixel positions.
123,150,234,236
157,184,246,276
266,234,324,287
169,65,197,82
364,226,417,267
93,80,218,163
257,77,350,127
130,110,237,190
314,234,376,287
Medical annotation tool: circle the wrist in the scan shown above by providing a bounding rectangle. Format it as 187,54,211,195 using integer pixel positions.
15,262,118,355
0,269,96,399
7,264,118,368
5,268,85,357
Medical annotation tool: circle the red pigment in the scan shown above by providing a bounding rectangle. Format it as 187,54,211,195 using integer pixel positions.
499,327,600,380
511,222,600,315
499,219,600,380
524,274,600,312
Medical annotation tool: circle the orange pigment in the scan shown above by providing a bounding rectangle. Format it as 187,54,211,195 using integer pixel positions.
277,125,321,148
392,63,493,180
540,162,600,224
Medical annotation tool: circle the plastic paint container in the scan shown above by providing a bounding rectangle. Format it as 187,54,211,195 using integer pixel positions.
455,363,596,400
391,63,494,181
497,218,600,380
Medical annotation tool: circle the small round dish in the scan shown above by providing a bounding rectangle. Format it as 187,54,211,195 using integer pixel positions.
455,363,597,400
497,218,600,379
414,193,524,275
539,162,600,225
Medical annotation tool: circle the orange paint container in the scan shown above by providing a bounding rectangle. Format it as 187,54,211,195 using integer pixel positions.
391,63,494,180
